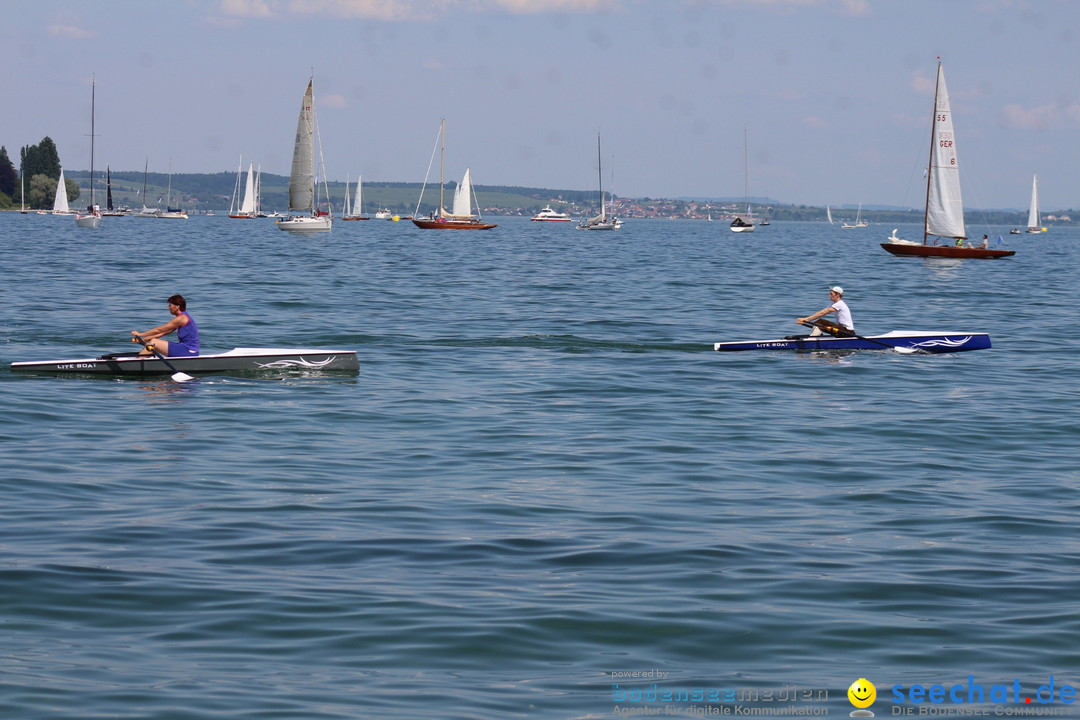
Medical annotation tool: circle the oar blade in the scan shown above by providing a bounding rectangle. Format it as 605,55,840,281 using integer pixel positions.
171,371,196,382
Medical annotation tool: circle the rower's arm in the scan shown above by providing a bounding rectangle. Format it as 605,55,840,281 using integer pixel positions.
797,305,835,324
133,315,185,341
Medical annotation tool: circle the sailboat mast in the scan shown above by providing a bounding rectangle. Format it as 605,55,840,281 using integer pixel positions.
923,62,942,245
88,77,95,208
743,125,749,213
439,118,446,215
597,132,604,219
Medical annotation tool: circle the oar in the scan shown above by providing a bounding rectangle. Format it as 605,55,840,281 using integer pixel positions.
800,321,917,354
132,334,195,382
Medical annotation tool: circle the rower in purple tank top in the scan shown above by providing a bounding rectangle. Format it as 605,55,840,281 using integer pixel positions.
132,294,200,357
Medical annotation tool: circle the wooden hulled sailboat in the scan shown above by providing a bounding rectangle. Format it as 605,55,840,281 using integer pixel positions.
277,79,333,233
881,62,1014,259
412,119,496,230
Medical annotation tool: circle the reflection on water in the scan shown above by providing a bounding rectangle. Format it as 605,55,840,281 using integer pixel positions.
921,256,965,278
127,378,203,403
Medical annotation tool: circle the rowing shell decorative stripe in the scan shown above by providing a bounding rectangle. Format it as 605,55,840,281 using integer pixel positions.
912,336,974,349
255,357,337,369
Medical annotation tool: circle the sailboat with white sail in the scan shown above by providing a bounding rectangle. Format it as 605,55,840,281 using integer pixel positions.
1025,174,1046,233
840,202,867,229
881,61,1014,259
277,79,333,233
342,175,369,220
578,132,619,230
75,77,103,228
412,119,496,230
50,169,72,215
229,158,258,219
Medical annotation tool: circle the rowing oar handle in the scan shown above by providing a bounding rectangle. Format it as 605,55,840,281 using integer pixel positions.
799,321,914,353
800,320,833,335
130,333,195,381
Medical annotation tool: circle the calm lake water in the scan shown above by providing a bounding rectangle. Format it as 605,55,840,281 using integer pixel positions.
1,213,1078,719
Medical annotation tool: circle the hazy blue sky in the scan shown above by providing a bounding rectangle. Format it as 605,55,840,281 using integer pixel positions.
4,0,1078,209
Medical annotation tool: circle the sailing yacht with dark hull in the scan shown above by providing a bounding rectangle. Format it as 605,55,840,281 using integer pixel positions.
881,62,1014,259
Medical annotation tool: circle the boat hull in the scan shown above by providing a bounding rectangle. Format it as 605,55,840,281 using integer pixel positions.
75,213,102,229
411,219,497,230
881,242,1015,259
531,208,571,222
11,348,359,377
714,331,991,353
277,216,333,232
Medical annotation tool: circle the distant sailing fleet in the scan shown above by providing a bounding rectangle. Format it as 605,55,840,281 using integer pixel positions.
37,68,1046,249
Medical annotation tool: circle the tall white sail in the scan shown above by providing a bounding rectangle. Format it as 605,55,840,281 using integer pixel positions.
354,176,362,215
240,163,257,215
924,62,966,241
53,170,70,213
1026,174,1040,231
452,168,472,217
276,79,332,232
288,80,315,213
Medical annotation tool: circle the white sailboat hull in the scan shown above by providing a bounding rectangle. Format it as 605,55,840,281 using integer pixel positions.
276,215,332,232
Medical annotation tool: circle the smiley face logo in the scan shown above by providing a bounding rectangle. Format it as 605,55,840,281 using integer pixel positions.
848,678,877,709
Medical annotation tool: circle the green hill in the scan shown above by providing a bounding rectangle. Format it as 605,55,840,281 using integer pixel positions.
58,170,1077,224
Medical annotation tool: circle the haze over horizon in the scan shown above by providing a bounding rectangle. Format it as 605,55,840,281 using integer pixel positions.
5,0,1079,210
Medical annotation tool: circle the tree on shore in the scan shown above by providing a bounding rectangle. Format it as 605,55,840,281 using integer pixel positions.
21,137,62,183
0,146,17,198
26,173,79,210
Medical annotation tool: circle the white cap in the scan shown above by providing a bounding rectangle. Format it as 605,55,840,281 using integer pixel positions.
828,286,844,295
